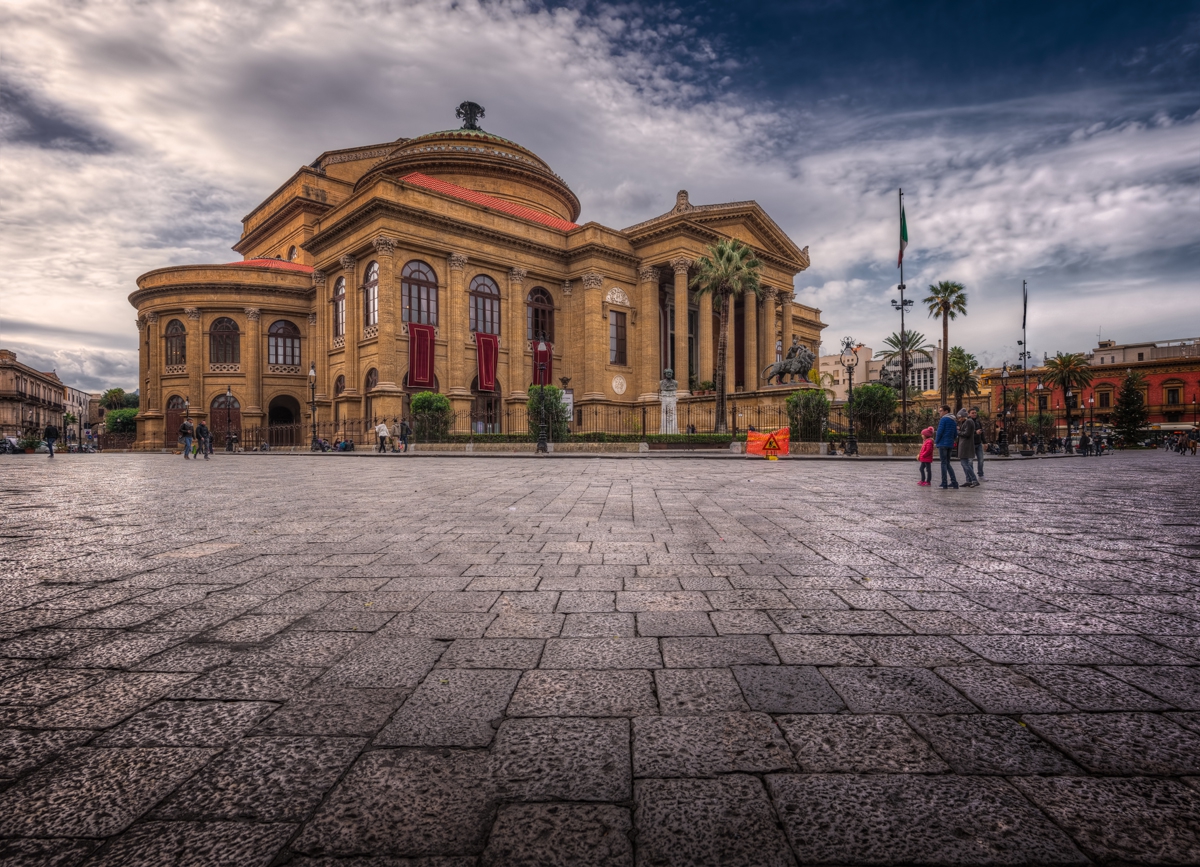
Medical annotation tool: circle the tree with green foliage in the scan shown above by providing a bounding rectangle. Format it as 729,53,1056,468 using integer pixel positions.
786,388,829,441
923,280,968,406
849,383,898,435
408,391,453,442
690,238,762,432
102,388,127,410
124,391,140,409
945,346,981,411
1111,370,1150,446
526,385,570,442
104,408,139,434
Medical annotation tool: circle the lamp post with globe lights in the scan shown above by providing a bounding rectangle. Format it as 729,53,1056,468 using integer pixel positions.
839,337,861,456
999,363,1010,457
224,386,234,452
309,363,320,451
536,340,548,454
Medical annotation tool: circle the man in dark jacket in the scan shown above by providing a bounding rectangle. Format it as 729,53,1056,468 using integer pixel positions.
180,418,194,458
934,406,959,489
195,420,212,460
968,407,985,479
43,423,59,458
957,409,979,487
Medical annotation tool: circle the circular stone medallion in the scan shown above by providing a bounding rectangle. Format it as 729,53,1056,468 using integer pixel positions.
611,375,627,395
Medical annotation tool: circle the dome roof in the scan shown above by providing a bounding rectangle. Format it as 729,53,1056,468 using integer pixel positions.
357,127,580,223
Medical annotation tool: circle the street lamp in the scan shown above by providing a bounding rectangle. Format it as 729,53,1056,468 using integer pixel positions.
1065,387,1074,454
891,284,914,433
839,337,861,456
309,363,320,451
999,363,1010,457
536,340,548,454
224,385,234,452
1088,394,1095,443
1034,378,1045,453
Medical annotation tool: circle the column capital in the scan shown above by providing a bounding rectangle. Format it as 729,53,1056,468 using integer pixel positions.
562,280,573,296
244,308,261,321
184,307,200,320
508,267,527,283
311,269,326,287
135,318,146,332
448,253,468,271
146,312,160,324
670,257,692,275
638,265,660,284
308,312,318,325
373,236,397,256
778,289,795,304
581,272,603,290
340,255,357,272
761,287,778,303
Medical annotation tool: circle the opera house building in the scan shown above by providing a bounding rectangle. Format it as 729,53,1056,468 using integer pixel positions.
129,110,825,446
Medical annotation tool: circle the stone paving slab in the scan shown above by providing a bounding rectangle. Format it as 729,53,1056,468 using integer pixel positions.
0,451,1197,865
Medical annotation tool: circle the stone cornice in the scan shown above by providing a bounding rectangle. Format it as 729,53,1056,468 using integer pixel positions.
629,220,805,275
129,282,314,310
234,195,333,256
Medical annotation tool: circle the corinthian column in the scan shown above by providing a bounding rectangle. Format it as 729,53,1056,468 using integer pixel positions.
760,288,777,380
670,257,691,396
697,290,713,390
311,271,327,400
507,267,527,401
145,313,159,412
447,253,469,397
373,237,402,394
340,256,359,395
244,308,262,419
636,265,660,400
743,291,758,392
582,272,604,400
185,307,203,417
779,290,795,370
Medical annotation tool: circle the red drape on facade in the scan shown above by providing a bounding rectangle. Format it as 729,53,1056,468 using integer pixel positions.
475,332,498,392
533,341,553,386
408,324,436,388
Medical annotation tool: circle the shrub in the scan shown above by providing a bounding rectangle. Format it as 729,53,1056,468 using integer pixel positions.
104,408,139,434
786,388,829,441
526,386,570,441
409,392,453,442
848,383,897,433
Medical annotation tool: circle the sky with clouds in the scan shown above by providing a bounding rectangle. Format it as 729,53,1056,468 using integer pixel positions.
1,0,1197,391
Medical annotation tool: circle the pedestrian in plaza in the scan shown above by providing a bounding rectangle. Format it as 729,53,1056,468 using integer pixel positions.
390,418,403,452
180,418,194,458
196,420,212,460
1078,430,1091,456
917,426,934,486
956,409,979,487
375,420,389,453
399,417,411,452
935,405,959,489
43,422,59,458
968,407,985,480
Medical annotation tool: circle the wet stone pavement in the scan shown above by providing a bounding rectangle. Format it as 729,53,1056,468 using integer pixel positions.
0,451,1198,866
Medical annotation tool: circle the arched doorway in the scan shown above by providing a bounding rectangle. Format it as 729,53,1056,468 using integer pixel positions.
210,393,242,448
165,395,187,446
267,395,302,447
471,376,502,433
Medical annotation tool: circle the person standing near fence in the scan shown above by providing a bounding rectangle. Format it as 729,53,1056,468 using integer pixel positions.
399,417,411,452
935,406,959,489
375,420,389,453
390,418,403,453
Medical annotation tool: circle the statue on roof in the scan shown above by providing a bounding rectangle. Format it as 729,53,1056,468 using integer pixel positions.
456,101,485,130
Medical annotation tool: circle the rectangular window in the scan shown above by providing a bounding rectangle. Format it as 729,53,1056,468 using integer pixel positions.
1099,392,1111,409
609,310,627,365
1167,388,1180,405
1038,395,1048,410
365,286,378,327
333,297,345,337
1137,352,1144,361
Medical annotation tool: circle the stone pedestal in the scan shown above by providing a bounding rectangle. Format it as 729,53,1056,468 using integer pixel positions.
660,393,678,434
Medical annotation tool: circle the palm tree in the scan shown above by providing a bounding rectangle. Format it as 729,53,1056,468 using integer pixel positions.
878,330,935,395
101,388,126,411
923,281,968,406
1043,352,1095,444
690,238,762,432
945,346,981,411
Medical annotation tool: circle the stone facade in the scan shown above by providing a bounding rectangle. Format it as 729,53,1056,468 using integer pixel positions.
0,350,64,438
129,120,824,447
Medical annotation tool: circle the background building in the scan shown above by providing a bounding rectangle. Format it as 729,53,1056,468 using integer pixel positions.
0,350,65,438
130,110,826,447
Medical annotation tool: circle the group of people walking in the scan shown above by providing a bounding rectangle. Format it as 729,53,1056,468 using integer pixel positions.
919,405,986,489
375,418,411,453
178,418,213,459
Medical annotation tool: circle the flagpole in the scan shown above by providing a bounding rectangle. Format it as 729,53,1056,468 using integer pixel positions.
899,188,907,434
1022,280,1028,426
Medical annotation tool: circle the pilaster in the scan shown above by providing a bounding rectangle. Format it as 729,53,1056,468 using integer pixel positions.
506,267,527,401
373,237,403,398
670,257,692,396
582,272,605,400
145,312,160,413
636,265,660,401
244,307,263,420
311,271,328,400
340,256,359,395
447,253,469,397
185,307,203,416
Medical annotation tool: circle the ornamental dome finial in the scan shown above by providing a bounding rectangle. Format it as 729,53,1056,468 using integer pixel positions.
456,101,485,131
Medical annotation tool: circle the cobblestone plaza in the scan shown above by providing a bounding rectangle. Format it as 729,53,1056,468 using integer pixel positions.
1,452,1198,866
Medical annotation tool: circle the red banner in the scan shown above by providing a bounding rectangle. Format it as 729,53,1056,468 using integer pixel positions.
533,340,553,386
475,332,498,392
407,323,436,389
746,427,790,457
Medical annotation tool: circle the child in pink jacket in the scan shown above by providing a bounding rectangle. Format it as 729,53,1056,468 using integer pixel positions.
918,427,934,485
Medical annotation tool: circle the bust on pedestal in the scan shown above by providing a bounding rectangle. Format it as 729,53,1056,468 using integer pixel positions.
659,369,678,435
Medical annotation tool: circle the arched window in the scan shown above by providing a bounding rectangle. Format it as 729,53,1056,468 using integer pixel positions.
209,318,240,364
334,375,346,396
402,260,438,326
210,392,241,410
469,275,501,335
164,319,186,366
332,277,346,337
363,260,379,328
167,395,186,410
268,320,301,366
527,287,554,343
365,368,379,391
287,245,297,262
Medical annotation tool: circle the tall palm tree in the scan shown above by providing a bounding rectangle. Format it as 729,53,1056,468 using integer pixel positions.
923,281,968,406
1043,352,1095,441
101,388,126,411
945,346,981,411
690,238,762,432
879,330,935,392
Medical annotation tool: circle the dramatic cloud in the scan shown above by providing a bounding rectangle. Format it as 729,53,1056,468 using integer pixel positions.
1,0,1196,389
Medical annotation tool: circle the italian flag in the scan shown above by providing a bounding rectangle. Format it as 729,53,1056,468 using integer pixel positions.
898,203,908,268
